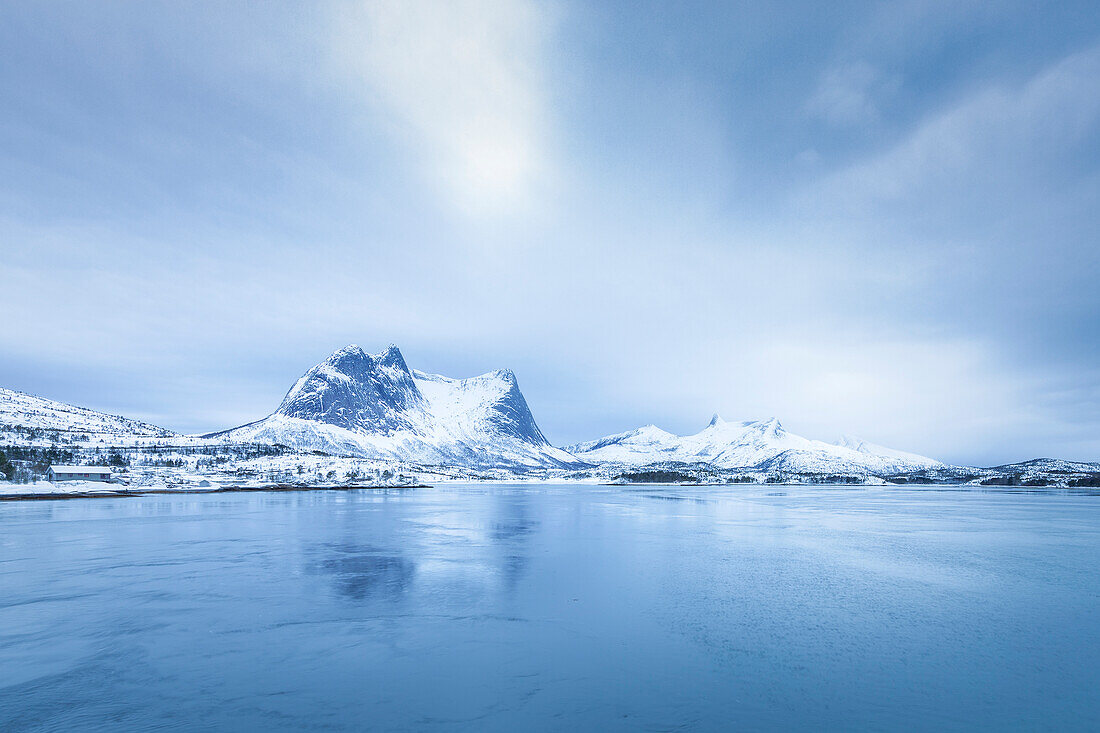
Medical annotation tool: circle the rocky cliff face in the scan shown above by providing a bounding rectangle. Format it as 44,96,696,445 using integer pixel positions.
274,345,426,434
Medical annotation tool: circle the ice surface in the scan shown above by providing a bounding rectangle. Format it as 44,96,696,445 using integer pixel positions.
2,483,1098,730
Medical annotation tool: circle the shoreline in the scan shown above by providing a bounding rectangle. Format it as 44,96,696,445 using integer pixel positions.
0,483,432,501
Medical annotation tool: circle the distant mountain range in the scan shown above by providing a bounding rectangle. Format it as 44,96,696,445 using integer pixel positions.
566,415,942,475
1,344,1096,483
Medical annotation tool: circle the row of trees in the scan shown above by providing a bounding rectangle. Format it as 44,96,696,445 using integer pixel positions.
0,446,129,481
0,450,14,481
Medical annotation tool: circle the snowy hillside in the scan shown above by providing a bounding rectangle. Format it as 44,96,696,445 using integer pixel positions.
212,345,585,469
0,387,175,444
567,415,942,476
988,458,1100,474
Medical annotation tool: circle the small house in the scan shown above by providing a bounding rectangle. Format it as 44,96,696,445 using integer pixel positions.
47,465,113,483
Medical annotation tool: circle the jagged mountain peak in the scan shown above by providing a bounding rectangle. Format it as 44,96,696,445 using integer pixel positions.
217,344,583,469
707,413,725,427
377,344,410,372
322,343,411,376
273,345,424,433
755,417,784,435
492,367,517,383
332,343,365,357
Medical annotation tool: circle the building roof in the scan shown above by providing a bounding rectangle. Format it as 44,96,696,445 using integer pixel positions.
49,465,113,473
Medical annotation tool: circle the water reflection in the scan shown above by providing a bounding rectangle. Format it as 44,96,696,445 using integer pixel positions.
488,495,537,593
311,542,415,602
488,508,536,542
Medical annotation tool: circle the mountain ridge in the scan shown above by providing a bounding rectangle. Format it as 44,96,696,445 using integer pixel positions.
211,345,583,469
0,386,175,442
566,417,943,476
1,347,1094,481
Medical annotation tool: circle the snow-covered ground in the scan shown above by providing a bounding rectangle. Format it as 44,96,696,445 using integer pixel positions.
2,446,1098,499
0,458,428,498
0,480,126,498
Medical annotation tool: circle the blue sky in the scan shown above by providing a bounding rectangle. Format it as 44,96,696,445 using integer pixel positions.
2,1,1099,465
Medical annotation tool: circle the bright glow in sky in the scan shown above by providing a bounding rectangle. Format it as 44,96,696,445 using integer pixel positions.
2,1,1099,465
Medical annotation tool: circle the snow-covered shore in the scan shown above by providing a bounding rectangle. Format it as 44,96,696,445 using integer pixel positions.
0,479,428,501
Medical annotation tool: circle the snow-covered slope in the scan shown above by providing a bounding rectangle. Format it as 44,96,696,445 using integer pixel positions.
567,414,942,475
821,435,946,474
988,458,1100,474
0,387,175,442
213,345,585,469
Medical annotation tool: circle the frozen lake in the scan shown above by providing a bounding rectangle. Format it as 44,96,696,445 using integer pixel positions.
2,483,1099,731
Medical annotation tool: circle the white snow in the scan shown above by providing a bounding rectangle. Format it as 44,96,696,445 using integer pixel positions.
48,465,113,473
0,387,175,445
567,415,943,475
0,480,122,497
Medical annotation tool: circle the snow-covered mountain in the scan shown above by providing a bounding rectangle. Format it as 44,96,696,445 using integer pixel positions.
566,414,942,476
212,344,585,469
0,387,175,443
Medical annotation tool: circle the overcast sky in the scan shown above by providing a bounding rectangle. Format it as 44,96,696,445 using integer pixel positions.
3,1,1099,465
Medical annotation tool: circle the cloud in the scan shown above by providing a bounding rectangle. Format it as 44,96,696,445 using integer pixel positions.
816,45,1100,204
806,61,898,127
333,0,554,217
4,1,1099,464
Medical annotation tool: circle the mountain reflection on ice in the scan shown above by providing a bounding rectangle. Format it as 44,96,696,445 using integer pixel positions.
312,543,416,602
